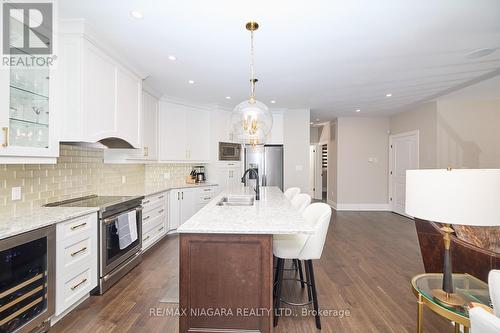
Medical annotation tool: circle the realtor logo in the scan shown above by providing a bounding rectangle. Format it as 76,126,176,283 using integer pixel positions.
3,2,53,55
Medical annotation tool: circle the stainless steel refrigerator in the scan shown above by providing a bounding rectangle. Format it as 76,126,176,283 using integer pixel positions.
244,145,284,191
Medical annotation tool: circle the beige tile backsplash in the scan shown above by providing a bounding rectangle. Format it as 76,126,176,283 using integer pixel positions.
0,144,198,215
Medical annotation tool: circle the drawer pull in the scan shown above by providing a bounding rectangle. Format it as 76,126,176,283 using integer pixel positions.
143,235,150,241
143,215,151,221
143,200,150,205
71,278,87,291
158,195,164,199
70,222,87,231
204,197,211,200
70,247,87,257
203,189,211,191
158,227,164,232
1,127,8,148
158,209,164,214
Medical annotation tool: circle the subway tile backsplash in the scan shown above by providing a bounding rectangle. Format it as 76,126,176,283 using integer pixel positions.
0,144,199,215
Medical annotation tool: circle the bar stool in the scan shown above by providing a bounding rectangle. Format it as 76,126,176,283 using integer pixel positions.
291,193,311,213
273,203,332,329
284,187,301,200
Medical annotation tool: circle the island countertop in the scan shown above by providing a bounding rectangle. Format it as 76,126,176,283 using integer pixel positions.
177,186,315,235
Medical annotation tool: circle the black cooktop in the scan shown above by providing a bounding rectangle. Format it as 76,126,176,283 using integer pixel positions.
46,195,142,210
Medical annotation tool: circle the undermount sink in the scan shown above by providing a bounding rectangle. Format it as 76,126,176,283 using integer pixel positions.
216,195,255,206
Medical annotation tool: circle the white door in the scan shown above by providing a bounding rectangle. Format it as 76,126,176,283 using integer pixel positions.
116,66,141,148
389,131,419,217
141,91,158,160
180,188,197,224
186,108,210,161
158,102,187,161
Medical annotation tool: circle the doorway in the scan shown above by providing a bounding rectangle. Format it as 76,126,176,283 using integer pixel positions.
321,144,328,201
309,144,324,200
389,130,419,217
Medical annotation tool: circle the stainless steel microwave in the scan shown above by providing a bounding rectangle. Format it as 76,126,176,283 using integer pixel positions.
219,142,241,161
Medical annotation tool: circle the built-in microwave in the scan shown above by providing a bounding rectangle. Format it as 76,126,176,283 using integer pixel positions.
219,142,241,161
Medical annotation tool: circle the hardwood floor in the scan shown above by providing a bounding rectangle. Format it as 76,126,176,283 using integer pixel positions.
51,211,452,333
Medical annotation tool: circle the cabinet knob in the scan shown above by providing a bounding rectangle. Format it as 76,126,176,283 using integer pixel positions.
1,127,8,148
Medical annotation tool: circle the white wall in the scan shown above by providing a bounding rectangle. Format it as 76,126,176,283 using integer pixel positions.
336,117,390,209
283,109,311,192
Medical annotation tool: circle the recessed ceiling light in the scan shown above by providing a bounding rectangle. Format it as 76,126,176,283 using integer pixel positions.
225,96,231,100
466,48,496,59
385,93,392,97
130,10,144,19
356,109,361,113
270,100,276,104
168,55,176,61
188,80,195,84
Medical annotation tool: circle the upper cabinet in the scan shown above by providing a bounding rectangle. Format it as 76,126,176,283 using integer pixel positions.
267,112,284,144
0,53,59,163
58,22,142,148
158,101,210,162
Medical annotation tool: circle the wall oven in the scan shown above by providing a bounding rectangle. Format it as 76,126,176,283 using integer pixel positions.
0,226,55,333
219,142,242,161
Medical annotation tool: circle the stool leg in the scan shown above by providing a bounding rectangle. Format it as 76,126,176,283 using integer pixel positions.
305,261,312,302
306,260,321,329
297,260,306,288
273,258,285,327
273,257,280,299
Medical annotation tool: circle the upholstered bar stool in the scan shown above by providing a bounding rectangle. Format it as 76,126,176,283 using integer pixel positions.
284,187,301,200
291,193,311,213
470,270,500,332
273,203,332,329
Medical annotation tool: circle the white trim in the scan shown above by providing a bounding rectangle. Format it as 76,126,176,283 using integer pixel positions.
388,130,419,214
327,200,337,210
335,203,390,211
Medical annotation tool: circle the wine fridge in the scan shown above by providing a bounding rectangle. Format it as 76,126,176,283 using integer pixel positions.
0,226,55,333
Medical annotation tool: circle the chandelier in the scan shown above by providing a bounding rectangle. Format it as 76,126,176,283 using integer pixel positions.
231,21,273,146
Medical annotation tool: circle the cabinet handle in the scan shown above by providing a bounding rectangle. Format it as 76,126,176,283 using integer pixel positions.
71,278,88,291
70,222,87,231
158,226,164,232
177,192,180,200
181,192,184,200
144,146,149,157
158,195,164,199
203,189,211,192
1,127,8,148
158,209,164,214
70,247,87,257
204,197,211,200
143,200,150,205
143,215,151,221
143,235,150,241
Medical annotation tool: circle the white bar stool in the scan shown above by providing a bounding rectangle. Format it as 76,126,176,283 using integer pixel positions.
284,187,301,200
273,203,332,329
291,193,311,213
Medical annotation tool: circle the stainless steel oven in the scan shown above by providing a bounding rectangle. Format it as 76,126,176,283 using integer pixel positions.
0,226,55,333
219,142,242,161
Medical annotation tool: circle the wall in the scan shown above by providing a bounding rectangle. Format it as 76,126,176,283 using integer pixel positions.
436,100,500,168
336,117,390,209
283,108,311,192
0,145,196,216
389,102,438,169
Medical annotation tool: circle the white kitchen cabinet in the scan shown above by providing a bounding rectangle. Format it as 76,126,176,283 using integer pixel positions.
168,188,198,230
158,101,210,162
0,58,59,163
217,162,243,190
267,112,284,144
58,22,142,148
53,213,98,322
141,192,167,252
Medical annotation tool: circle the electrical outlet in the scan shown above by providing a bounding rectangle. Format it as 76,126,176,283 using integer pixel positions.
163,172,170,180
121,176,126,184
11,187,21,201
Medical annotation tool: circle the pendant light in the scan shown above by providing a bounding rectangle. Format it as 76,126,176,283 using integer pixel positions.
231,21,273,146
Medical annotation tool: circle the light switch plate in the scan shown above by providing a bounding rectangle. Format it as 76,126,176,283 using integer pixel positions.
11,187,21,201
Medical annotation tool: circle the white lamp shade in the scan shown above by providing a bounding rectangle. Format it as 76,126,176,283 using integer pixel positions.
406,169,500,226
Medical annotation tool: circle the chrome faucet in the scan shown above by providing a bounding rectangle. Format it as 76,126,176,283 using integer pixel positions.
241,168,260,200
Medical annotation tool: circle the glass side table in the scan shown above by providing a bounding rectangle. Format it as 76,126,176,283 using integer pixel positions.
411,273,491,333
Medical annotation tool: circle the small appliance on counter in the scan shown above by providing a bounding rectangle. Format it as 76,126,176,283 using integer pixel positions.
193,165,206,183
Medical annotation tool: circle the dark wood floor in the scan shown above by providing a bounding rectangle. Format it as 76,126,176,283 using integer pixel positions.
52,211,452,333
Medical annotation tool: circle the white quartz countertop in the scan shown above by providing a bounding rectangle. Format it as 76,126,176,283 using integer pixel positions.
177,186,315,235
0,207,99,240
99,182,218,197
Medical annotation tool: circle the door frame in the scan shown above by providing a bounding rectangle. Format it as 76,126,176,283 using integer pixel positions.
388,130,419,217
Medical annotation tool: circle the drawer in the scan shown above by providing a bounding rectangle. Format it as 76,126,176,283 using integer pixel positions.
142,204,165,224
60,268,93,312
198,186,216,194
142,221,166,251
199,194,214,204
58,214,95,241
143,199,164,216
61,236,93,275
142,214,163,234
142,192,166,210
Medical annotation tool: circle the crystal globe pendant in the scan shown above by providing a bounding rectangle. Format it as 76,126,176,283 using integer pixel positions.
230,22,273,146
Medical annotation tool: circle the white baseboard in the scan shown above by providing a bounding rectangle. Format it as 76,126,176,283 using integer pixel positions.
326,200,337,210
334,203,390,211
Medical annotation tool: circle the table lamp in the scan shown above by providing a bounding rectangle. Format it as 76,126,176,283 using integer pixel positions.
406,169,500,307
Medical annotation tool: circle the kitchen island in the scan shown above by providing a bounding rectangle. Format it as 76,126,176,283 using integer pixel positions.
177,186,314,333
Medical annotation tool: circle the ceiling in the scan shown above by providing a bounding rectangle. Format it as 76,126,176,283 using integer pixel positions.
58,0,500,122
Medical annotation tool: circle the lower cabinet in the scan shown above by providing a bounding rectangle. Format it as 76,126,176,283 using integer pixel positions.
141,192,168,252
54,213,98,321
169,186,219,230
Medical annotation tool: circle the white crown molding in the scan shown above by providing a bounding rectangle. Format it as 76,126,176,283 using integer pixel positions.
160,95,218,111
